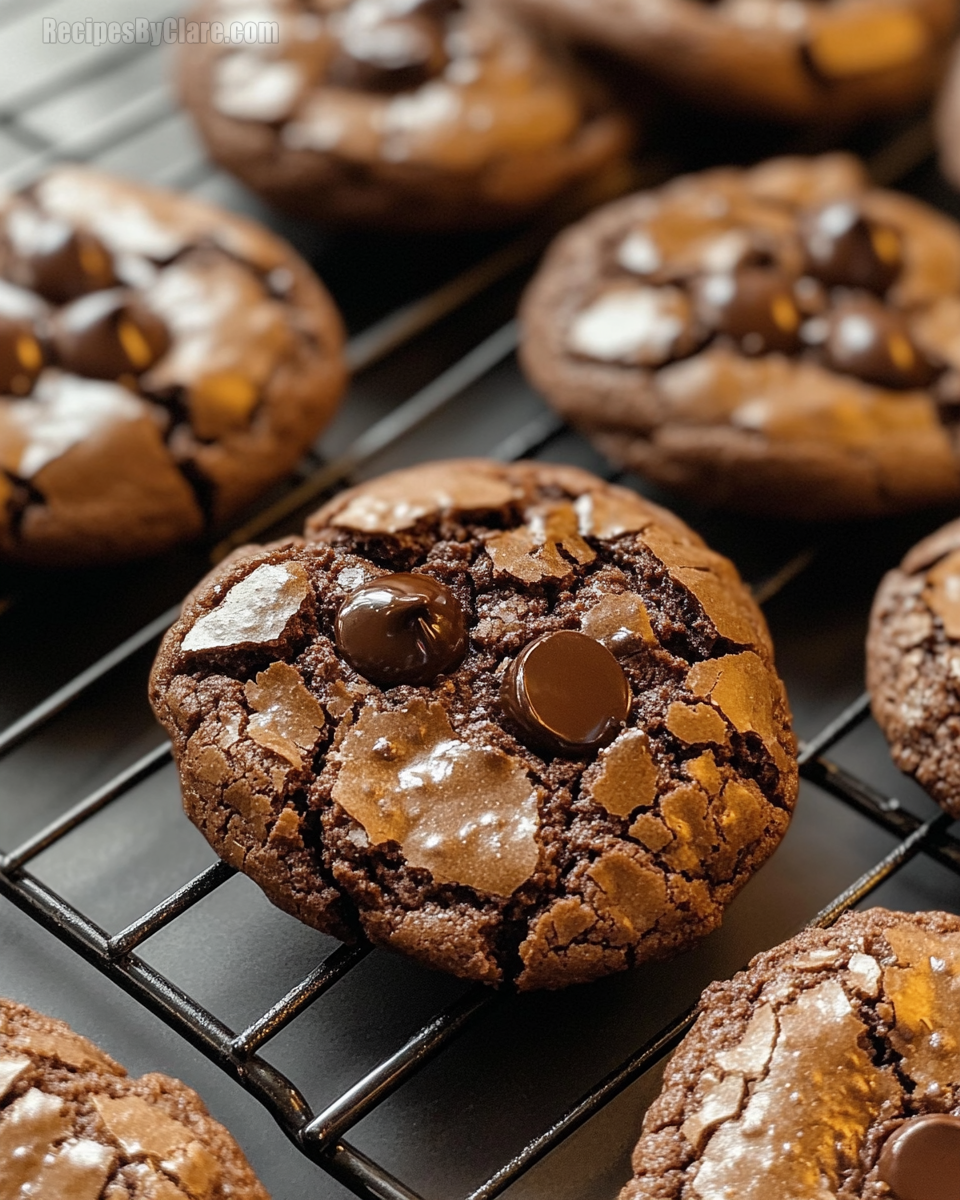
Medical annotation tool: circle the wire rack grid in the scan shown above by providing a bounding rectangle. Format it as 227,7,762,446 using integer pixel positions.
1,7,960,1200
2,445,960,1200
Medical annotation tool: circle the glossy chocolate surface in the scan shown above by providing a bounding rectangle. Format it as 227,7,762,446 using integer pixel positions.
501,630,631,757
52,289,171,380
877,1113,960,1200
823,295,938,389
696,268,802,356
802,203,902,294
6,214,118,304
335,572,469,686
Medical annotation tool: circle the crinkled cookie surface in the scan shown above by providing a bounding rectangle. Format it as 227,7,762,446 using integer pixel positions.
522,154,960,519
0,997,270,1199
0,165,345,565
151,459,797,989
620,907,960,1200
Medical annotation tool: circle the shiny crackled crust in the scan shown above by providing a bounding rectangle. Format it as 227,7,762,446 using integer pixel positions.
867,517,960,818
177,0,631,230
521,154,960,520
0,998,270,1199
506,0,957,122
150,459,797,990
0,166,346,566
620,908,960,1200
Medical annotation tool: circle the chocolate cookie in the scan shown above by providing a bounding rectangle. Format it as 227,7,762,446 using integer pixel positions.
867,517,960,819
0,996,270,1198
505,0,956,123
177,0,631,231
149,459,797,990
620,907,960,1200
0,166,346,566
935,41,960,193
521,154,960,520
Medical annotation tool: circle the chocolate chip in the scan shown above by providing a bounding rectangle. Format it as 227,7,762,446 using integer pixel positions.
823,295,939,389
802,203,902,294
335,572,469,686
695,268,802,356
877,1114,960,1200
0,316,44,396
15,220,117,305
328,15,447,92
52,288,170,380
501,630,631,758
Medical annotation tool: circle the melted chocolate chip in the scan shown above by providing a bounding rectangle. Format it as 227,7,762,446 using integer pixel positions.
16,220,118,304
0,316,44,396
335,572,469,686
877,1114,960,1200
501,630,631,758
695,268,802,356
802,203,902,294
823,295,939,389
328,15,448,92
52,288,170,380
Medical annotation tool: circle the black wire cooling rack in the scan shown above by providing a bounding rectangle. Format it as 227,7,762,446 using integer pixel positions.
2,432,960,1200
1,6,960,1200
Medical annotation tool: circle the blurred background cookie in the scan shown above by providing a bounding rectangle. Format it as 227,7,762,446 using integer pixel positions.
935,39,960,191
150,459,797,990
521,153,960,520
0,166,346,567
620,907,960,1200
503,0,958,123
0,996,271,1199
868,517,960,818
178,0,633,230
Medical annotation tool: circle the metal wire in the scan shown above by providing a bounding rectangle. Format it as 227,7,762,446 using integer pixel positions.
5,685,952,1200
1,33,959,1200
3,461,958,1200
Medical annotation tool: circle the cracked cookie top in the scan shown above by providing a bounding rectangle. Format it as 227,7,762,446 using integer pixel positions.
150,459,797,989
178,0,631,229
0,165,346,566
620,907,960,1200
0,997,270,1200
521,155,960,518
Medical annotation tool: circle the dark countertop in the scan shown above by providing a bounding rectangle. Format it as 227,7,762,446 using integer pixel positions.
1,8,959,1199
